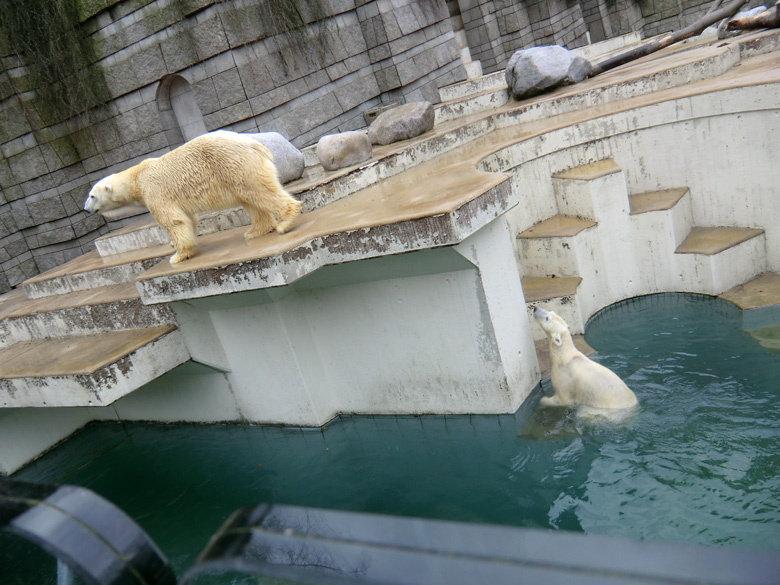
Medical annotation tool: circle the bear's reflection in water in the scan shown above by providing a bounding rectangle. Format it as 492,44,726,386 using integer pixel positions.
518,393,639,441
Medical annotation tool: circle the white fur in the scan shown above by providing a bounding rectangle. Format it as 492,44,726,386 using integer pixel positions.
85,132,301,264
533,306,638,410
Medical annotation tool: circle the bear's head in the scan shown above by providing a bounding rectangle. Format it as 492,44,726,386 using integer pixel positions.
84,175,123,214
533,306,571,347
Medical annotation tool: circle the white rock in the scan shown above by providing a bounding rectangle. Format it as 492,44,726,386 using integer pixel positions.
316,131,373,171
368,102,435,146
244,132,304,184
505,45,592,100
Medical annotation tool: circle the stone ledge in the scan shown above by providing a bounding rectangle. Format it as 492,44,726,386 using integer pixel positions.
522,276,582,302
629,187,689,215
136,174,516,304
0,326,189,408
517,215,597,239
552,158,622,181
675,226,764,255
720,272,780,311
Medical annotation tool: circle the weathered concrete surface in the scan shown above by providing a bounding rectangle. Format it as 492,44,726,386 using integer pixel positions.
2,30,780,474
675,227,765,255
629,188,689,215
0,326,188,408
135,171,515,303
721,272,780,310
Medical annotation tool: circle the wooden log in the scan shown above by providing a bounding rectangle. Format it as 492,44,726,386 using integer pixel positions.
727,1,780,30
589,0,748,76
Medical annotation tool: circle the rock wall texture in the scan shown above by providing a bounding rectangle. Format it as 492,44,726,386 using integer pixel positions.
0,0,760,291
0,0,467,291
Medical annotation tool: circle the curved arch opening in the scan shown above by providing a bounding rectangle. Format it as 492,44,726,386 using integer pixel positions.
156,74,207,148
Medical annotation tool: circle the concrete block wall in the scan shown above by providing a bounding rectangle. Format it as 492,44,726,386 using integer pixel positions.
456,0,766,75
0,0,467,292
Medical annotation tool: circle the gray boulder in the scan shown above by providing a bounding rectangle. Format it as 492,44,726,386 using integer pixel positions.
316,130,373,171
505,45,592,101
368,101,435,146
244,132,304,184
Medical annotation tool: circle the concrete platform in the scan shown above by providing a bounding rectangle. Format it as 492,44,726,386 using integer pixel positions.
552,157,622,181
517,216,597,239
22,248,169,299
0,326,188,408
721,272,780,310
135,149,514,304
522,276,583,302
720,272,780,330
676,226,765,255
629,188,690,215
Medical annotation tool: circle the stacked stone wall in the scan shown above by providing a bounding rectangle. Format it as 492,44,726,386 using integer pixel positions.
0,0,466,291
459,0,591,74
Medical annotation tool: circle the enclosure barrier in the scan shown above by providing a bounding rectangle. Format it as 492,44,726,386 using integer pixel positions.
2,478,780,585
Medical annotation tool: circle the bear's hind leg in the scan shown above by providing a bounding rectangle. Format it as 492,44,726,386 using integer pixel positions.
243,205,275,240
274,195,302,234
243,180,301,235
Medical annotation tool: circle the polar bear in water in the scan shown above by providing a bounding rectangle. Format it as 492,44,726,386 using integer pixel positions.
533,306,638,411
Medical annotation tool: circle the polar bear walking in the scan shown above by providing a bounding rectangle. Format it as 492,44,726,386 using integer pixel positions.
533,306,638,410
85,131,302,264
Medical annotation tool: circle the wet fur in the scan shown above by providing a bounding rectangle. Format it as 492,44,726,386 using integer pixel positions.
85,131,301,264
533,307,638,410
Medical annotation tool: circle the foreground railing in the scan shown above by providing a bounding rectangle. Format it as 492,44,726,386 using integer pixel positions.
2,477,779,585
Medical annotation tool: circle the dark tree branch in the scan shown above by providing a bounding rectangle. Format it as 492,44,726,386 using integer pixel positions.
727,1,780,30
589,0,749,76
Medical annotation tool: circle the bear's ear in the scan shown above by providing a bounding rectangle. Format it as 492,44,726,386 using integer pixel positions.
552,333,562,347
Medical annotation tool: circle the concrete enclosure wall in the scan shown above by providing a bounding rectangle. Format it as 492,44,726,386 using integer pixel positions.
1,0,765,293
0,0,468,292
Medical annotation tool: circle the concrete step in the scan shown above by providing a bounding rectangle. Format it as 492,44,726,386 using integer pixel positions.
0,282,175,350
22,246,169,299
522,276,585,340
517,215,598,278
439,71,505,102
436,39,740,126
0,325,189,408
719,272,780,329
437,33,643,103
675,226,767,293
629,187,689,215
628,187,693,293
94,207,250,257
552,158,629,222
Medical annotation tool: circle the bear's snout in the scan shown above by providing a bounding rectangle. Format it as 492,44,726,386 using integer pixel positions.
84,194,98,213
533,306,550,322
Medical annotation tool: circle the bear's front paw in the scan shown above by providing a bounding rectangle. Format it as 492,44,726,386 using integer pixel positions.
244,227,272,240
539,395,562,407
170,250,194,264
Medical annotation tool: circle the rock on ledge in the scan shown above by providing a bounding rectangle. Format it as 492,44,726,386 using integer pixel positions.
368,102,435,145
245,132,304,183
505,45,592,100
316,130,373,171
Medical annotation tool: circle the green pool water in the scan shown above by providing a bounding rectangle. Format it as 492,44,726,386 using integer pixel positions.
3,293,780,581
